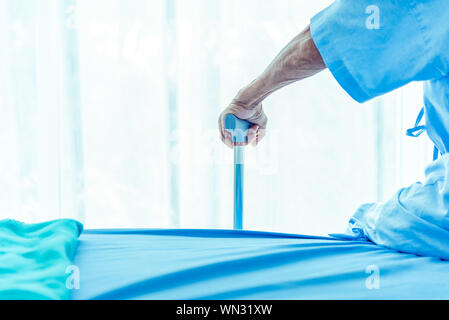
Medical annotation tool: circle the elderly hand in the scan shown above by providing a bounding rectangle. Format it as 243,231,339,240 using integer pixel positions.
218,99,267,148
218,25,325,149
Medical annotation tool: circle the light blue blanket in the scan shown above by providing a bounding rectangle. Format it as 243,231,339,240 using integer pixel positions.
0,219,83,300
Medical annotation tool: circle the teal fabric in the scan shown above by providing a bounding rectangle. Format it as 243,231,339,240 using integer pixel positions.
0,219,83,300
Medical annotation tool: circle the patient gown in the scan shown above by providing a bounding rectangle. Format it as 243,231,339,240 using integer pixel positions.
310,0,449,260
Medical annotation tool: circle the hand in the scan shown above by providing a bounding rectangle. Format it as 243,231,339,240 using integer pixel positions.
218,26,324,149
218,100,267,148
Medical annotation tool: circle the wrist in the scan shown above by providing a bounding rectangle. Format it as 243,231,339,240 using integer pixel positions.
233,78,268,108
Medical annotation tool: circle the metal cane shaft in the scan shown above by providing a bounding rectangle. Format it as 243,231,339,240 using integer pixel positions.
234,146,244,230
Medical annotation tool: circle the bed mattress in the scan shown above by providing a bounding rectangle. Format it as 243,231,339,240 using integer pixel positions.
72,229,449,300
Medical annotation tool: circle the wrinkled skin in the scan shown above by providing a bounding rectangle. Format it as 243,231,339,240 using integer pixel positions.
218,25,326,148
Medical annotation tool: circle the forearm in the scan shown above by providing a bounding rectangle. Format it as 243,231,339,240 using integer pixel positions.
233,25,326,107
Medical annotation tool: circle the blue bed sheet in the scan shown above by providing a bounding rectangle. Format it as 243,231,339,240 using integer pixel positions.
72,229,449,300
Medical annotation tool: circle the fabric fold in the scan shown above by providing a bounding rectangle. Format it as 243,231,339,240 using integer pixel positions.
0,219,83,300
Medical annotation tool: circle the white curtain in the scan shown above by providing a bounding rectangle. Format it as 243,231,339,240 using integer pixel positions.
0,0,84,223
0,0,434,235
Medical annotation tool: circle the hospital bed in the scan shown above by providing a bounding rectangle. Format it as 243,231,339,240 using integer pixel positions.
3,117,449,300
2,215,449,300
71,228,449,300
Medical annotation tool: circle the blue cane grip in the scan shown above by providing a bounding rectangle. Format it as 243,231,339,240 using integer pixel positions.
224,114,252,144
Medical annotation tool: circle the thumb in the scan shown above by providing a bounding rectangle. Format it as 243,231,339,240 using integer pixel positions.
225,102,259,123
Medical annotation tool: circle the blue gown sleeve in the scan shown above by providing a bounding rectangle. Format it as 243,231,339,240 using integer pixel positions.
310,0,449,103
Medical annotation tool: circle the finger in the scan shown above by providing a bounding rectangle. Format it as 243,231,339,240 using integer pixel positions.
247,124,259,146
224,130,234,149
248,104,267,129
219,114,233,149
220,131,227,145
227,104,255,121
252,127,266,146
251,127,266,146
218,115,225,141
